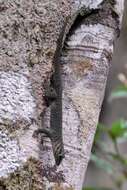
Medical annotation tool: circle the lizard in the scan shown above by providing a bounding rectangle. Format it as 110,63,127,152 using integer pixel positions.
33,22,66,166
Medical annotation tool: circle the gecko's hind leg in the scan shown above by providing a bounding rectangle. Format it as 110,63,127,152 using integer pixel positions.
33,128,52,144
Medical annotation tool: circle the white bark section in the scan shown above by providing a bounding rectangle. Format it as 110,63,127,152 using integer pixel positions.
0,71,38,177
0,125,38,178
115,0,125,22
0,130,22,178
0,71,36,124
74,0,103,8
60,24,114,190
67,24,114,53
79,0,103,8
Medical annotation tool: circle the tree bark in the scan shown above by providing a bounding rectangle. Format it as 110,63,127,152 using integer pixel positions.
0,0,125,190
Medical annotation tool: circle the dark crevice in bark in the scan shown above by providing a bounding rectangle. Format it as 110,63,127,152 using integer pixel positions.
67,9,100,37
64,0,120,45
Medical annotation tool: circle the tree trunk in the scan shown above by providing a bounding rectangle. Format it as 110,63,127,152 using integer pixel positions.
0,0,125,190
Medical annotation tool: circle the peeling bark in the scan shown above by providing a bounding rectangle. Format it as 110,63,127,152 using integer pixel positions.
0,0,125,190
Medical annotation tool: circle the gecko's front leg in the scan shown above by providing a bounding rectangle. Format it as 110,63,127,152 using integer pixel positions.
33,128,52,140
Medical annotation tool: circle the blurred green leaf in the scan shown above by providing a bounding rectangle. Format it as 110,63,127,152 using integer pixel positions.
83,187,114,190
109,85,127,101
108,119,127,140
91,154,114,175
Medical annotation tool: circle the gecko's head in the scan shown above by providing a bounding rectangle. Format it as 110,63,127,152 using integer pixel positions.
52,140,65,166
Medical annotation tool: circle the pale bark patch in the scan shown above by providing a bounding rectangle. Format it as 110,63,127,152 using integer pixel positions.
0,71,36,125
0,130,24,178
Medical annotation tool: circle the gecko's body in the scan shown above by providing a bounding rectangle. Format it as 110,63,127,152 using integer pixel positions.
33,23,66,165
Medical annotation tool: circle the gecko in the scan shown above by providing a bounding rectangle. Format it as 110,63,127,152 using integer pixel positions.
33,22,66,166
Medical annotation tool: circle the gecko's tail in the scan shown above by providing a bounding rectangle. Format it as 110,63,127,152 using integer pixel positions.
52,136,65,166
33,128,65,165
